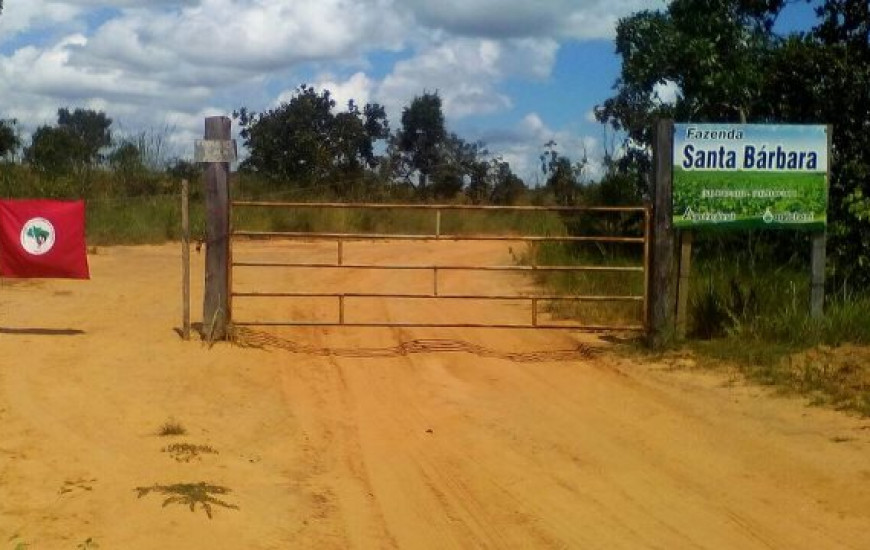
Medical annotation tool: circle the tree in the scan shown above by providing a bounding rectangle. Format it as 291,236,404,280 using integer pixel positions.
25,125,83,175
24,108,113,175
540,140,587,206
0,119,21,160
596,0,786,193
598,0,870,285
57,107,112,166
235,85,389,189
428,133,487,199
488,159,527,205
397,93,447,193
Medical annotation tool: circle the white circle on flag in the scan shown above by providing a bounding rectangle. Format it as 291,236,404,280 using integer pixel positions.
20,217,56,256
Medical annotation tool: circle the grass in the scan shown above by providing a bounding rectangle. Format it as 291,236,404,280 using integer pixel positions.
526,224,870,415
518,209,647,328
157,420,187,437
86,195,206,245
686,293,870,416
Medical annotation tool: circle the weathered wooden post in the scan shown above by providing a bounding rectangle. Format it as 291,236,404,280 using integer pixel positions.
675,230,693,338
810,124,832,319
647,119,676,349
810,233,826,318
198,116,235,341
181,178,191,340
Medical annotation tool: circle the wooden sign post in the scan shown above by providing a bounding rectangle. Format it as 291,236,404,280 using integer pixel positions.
181,179,191,340
200,116,235,341
668,122,830,337
647,119,677,349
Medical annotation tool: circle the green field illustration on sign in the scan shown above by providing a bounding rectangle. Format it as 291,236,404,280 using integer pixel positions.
673,124,828,231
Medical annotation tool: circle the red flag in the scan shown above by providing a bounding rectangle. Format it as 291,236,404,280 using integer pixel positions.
0,199,90,279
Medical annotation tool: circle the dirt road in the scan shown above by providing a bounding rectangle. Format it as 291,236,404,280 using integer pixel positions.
1,241,868,549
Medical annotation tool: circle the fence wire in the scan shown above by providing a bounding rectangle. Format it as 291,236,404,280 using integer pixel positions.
230,326,598,363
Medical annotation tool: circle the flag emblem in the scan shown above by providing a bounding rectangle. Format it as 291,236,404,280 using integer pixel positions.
0,199,90,279
20,217,56,256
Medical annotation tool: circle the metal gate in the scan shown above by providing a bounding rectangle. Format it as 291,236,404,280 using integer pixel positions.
229,202,650,331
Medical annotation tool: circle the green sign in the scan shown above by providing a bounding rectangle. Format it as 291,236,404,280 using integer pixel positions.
673,124,828,230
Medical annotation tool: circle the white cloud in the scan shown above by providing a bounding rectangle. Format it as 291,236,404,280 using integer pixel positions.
653,79,680,105
374,36,557,122
0,0,639,175
404,0,668,40
0,0,82,38
309,72,374,110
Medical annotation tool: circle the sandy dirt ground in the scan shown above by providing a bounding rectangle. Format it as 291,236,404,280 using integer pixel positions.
1,241,869,549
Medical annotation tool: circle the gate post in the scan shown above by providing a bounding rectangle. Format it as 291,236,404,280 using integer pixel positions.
647,119,677,349
202,116,232,340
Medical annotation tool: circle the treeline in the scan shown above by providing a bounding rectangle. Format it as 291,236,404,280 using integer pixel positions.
0,91,627,207
0,108,199,199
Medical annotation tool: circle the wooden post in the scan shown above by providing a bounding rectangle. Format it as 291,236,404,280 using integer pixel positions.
202,116,232,341
810,124,832,319
811,232,826,318
647,119,677,349
676,230,693,338
181,179,191,341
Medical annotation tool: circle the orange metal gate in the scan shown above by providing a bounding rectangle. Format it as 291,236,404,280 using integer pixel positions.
229,202,650,331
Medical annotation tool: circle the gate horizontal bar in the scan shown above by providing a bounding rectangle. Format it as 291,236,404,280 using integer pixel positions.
232,230,645,243
232,201,647,213
232,291,643,302
232,321,644,331
232,261,644,273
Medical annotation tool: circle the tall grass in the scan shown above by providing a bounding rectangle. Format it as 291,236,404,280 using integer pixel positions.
86,195,206,245
519,210,647,327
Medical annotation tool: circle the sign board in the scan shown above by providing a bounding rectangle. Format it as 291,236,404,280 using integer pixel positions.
194,139,237,163
673,124,828,230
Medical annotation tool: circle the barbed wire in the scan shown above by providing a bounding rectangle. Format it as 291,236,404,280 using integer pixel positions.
229,326,598,363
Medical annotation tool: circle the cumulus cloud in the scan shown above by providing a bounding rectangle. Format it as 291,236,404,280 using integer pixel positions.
0,0,82,38
374,36,557,121
0,0,640,175
403,0,667,40
309,72,374,110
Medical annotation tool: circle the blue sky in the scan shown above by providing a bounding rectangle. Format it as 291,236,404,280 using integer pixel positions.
0,0,822,182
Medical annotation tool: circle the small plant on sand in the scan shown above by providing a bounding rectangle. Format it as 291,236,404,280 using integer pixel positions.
135,482,239,519
162,442,218,463
157,419,187,436
76,537,100,549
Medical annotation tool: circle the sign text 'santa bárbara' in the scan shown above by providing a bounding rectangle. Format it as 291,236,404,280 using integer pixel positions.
672,124,828,231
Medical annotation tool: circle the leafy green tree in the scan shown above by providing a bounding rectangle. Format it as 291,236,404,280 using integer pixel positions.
0,119,21,160
598,0,870,285
235,85,389,189
428,133,486,199
488,159,527,205
57,107,113,166
596,0,785,192
24,108,113,175
540,140,587,206
25,125,83,175
397,92,447,193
